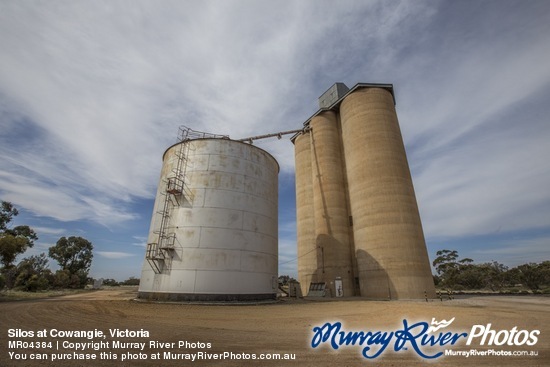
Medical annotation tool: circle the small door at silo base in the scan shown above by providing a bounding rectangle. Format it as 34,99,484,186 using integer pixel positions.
335,277,344,297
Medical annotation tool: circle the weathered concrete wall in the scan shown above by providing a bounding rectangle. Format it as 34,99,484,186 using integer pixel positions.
310,111,354,297
294,84,436,299
340,88,436,299
294,131,317,297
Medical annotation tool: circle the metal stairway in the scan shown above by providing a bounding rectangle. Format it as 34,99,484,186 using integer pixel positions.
145,127,193,274
144,126,234,273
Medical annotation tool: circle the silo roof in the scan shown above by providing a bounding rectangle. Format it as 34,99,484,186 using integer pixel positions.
162,137,280,173
291,83,395,142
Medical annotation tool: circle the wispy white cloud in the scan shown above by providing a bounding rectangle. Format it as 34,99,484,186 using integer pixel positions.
368,1,550,241
96,251,135,260
0,0,429,219
416,119,550,238
31,227,66,236
0,0,549,279
131,236,147,248
0,170,138,225
471,235,550,267
0,0,342,224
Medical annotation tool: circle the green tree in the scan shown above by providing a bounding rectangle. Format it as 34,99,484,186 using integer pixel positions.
121,277,140,286
15,253,51,291
432,250,462,286
540,261,550,286
0,201,18,231
515,262,550,291
454,263,485,290
432,250,459,275
52,269,71,289
432,249,479,289
49,236,93,288
0,201,38,269
102,278,119,286
278,275,297,286
21,253,49,273
478,261,509,290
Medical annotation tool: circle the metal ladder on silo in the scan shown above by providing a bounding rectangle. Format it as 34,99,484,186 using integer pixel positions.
146,127,193,273
167,127,194,206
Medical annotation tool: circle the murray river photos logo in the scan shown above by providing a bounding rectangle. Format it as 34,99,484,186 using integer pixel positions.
310,318,540,359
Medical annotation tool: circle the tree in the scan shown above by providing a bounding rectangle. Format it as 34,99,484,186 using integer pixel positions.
0,201,18,231
478,261,509,291
515,262,550,291
278,275,296,286
433,250,479,289
432,250,462,287
49,236,93,288
0,201,38,268
432,250,459,275
102,278,119,286
121,277,140,286
453,264,484,290
24,253,49,273
15,253,51,291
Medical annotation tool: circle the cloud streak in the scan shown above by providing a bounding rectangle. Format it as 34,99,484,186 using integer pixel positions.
96,251,135,260
0,1,549,278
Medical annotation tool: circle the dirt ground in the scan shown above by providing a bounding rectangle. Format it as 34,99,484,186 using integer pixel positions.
1,287,548,366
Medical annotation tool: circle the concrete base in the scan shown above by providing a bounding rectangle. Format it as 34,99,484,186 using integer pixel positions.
138,292,276,302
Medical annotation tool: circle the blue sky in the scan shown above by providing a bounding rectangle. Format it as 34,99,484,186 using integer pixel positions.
0,0,549,281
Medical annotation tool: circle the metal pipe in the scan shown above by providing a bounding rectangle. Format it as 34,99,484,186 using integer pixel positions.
237,129,304,143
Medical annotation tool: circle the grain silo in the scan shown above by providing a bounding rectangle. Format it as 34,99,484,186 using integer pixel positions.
138,127,279,301
309,111,355,297
294,131,318,295
293,83,436,299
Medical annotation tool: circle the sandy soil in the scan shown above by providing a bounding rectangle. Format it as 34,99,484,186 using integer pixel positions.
1,287,548,366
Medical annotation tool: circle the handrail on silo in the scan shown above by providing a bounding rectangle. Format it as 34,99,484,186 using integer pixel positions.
176,125,307,144
178,125,229,142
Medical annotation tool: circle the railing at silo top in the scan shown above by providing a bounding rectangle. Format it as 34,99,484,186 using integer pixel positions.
178,125,229,141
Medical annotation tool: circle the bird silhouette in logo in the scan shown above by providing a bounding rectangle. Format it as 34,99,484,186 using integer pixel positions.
427,317,456,333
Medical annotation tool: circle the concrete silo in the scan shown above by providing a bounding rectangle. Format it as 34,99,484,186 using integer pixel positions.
138,128,279,301
340,87,435,299
309,111,354,297
294,131,317,296
293,83,435,299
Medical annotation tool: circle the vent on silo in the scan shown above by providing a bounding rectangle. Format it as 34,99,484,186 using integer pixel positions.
318,82,349,108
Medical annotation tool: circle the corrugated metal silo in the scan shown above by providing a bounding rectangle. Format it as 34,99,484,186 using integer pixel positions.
138,135,279,301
